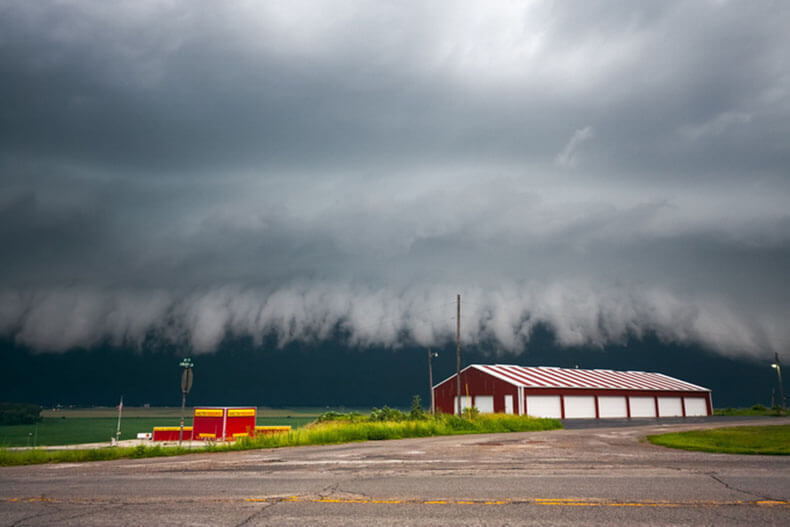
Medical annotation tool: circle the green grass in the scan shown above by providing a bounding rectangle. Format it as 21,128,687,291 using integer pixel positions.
714,404,786,417
236,413,562,449
0,413,562,466
0,443,197,466
0,418,192,447
647,425,790,455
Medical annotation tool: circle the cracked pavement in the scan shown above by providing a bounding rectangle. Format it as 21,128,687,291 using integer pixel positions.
1,417,788,525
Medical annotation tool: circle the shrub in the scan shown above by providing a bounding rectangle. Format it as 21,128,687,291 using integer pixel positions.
316,411,365,423
440,414,477,431
409,395,426,420
369,406,407,422
316,411,346,423
461,406,480,420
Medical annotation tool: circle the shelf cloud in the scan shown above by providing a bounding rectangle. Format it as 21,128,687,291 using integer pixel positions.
1,1,788,358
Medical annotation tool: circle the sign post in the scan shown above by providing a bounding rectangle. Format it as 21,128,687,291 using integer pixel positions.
179,358,194,446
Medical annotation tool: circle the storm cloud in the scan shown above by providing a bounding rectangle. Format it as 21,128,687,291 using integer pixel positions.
1,1,788,358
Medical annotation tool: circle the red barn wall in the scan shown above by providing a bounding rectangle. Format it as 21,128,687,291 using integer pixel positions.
434,367,518,414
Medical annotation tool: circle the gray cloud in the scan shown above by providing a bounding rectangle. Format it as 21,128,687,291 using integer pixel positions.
0,1,788,358
555,126,595,168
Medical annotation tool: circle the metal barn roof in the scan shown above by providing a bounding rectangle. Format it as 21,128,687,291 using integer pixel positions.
466,364,710,392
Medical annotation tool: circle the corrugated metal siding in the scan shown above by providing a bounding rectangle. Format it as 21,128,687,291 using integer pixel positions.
475,365,709,392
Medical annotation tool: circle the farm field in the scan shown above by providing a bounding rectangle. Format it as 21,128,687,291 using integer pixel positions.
0,407,334,447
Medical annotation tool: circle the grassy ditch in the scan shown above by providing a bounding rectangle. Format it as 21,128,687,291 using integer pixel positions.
0,444,196,466
0,411,561,466
646,424,790,455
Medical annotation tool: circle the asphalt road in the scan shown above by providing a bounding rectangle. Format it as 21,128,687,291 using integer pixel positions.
1,417,788,526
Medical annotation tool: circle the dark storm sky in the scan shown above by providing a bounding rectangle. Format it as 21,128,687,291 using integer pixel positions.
1,1,788,364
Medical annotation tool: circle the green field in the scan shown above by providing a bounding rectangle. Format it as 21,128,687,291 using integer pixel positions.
646,425,790,455
0,407,324,447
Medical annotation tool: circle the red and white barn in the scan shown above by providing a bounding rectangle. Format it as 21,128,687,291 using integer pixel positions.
433,365,712,419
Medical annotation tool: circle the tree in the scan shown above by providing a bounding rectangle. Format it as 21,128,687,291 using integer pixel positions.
0,403,42,425
410,395,426,420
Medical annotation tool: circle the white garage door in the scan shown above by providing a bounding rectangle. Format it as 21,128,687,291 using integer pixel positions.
598,396,628,418
629,396,656,417
454,396,474,412
504,395,514,414
658,397,683,417
684,397,708,416
526,395,562,418
474,395,494,413
563,396,596,418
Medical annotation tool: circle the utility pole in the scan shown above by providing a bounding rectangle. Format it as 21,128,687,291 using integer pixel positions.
772,352,785,410
456,293,461,416
428,348,438,414
115,395,123,444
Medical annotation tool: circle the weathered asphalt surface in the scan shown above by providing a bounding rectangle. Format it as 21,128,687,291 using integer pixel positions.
1,417,788,526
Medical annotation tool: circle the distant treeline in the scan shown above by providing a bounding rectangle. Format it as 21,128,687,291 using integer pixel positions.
0,403,42,425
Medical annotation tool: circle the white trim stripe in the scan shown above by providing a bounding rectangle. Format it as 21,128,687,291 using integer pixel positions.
477,365,532,386
502,365,554,387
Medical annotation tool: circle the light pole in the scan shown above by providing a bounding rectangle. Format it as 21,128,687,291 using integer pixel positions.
428,348,438,414
179,357,194,445
456,293,461,416
771,352,785,410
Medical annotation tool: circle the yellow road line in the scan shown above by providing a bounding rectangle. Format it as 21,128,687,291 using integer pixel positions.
606,502,679,508
238,496,789,508
237,496,788,508
3,496,788,508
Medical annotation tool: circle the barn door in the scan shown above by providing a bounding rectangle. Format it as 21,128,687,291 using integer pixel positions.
504,395,514,414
